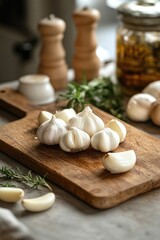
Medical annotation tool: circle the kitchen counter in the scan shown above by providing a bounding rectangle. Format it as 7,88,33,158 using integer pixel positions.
0,77,160,240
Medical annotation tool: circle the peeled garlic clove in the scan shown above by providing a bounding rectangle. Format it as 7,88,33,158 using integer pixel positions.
150,99,160,126
22,192,55,212
38,111,53,125
91,128,120,153
59,127,90,152
0,187,24,203
68,106,105,137
106,119,127,143
102,150,136,173
142,80,160,99
126,93,156,122
55,108,76,123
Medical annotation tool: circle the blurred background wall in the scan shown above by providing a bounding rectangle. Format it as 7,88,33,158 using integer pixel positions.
0,0,118,83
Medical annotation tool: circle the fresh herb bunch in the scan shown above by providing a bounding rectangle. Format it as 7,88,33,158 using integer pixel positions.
59,77,126,120
0,166,52,191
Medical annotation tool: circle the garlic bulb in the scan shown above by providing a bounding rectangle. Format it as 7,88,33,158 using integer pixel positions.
142,80,160,99
59,127,90,152
106,119,127,143
37,116,67,145
102,150,136,173
22,192,55,212
126,93,156,122
150,99,160,126
38,110,53,125
67,106,104,137
91,128,120,153
55,108,76,123
0,187,24,203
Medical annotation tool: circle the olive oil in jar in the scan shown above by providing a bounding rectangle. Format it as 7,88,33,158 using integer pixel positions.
116,0,160,95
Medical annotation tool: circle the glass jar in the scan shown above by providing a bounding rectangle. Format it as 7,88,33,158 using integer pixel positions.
116,0,160,95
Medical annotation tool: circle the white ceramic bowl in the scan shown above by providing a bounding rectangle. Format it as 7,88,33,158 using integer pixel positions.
18,74,55,105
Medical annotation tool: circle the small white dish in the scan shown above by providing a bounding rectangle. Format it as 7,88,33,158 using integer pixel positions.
18,74,55,105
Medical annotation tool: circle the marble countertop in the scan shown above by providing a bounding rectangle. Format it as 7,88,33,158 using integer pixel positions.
0,77,160,240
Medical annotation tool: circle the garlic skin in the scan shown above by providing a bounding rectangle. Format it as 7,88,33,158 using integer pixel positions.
102,150,136,173
126,93,156,122
68,106,105,137
55,108,76,123
106,119,127,143
142,80,160,99
37,116,67,145
91,128,120,153
150,99,160,126
0,187,24,203
22,192,55,212
59,127,90,152
38,111,53,125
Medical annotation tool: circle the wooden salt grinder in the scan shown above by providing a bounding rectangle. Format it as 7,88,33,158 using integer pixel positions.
38,15,67,90
72,8,101,82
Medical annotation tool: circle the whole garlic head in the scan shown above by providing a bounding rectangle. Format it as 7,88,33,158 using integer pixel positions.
67,106,105,137
106,119,127,143
59,127,90,152
91,128,120,153
126,93,156,122
55,108,76,123
37,116,67,145
150,99,160,126
102,150,136,173
142,80,160,99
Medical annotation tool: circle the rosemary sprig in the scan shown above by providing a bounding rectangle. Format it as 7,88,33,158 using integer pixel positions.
0,166,52,191
59,77,126,120
0,182,16,187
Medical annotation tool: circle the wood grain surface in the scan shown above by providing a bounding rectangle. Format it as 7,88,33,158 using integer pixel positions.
0,88,160,209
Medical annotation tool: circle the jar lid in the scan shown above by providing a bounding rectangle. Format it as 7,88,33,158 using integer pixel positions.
118,0,160,26
118,0,160,17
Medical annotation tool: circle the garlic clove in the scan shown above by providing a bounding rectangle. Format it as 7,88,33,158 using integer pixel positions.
91,128,120,153
142,80,160,99
22,192,55,212
68,106,105,137
55,108,76,123
102,150,136,173
38,111,53,125
126,93,156,122
106,119,127,143
150,99,160,126
59,127,90,152
0,187,24,203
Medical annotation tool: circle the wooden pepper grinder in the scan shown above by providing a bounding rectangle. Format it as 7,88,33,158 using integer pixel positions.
72,8,101,82
38,15,67,90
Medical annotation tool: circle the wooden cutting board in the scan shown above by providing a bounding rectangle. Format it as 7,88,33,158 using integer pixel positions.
0,88,160,209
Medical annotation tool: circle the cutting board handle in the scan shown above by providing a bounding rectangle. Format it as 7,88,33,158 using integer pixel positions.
0,88,38,117
0,88,65,119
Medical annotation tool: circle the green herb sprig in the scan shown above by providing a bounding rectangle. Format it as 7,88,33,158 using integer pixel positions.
59,77,126,120
0,166,52,191
0,182,16,187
